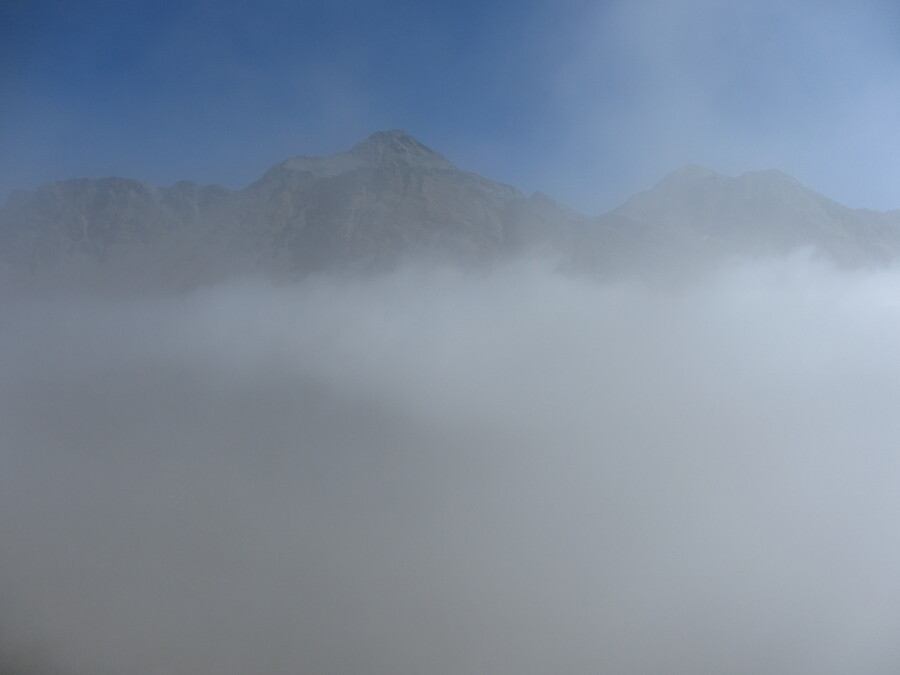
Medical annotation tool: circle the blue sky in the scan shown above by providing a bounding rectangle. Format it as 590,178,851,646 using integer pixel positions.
3,0,900,214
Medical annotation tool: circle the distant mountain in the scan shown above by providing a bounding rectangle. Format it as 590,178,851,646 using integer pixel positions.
611,165,900,266
279,129,458,175
1,131,587,290
2,131,900,290
231,129,570,274
0,177,231,262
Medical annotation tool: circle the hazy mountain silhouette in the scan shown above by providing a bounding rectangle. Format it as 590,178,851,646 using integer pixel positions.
3,130,899,290
611,164,900,266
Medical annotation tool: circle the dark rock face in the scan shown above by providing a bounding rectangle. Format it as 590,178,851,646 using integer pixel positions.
3,130,900,291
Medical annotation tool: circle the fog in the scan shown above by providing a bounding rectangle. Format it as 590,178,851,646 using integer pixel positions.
3,255,900,674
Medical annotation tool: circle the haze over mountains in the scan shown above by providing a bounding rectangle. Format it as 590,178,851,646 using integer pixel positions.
7,132,900,675
4,130,899,291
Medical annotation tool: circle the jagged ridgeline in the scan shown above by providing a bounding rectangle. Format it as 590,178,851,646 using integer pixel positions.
3,130,900,290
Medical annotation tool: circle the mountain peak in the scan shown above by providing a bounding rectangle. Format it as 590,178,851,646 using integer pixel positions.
736,168,804,188
651,166,813,200
352,129,421,148
655,164,721,189
278,130,455,177
347,130,456,171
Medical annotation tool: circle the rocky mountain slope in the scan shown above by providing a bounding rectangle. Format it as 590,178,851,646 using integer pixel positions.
1,131,586,289
231,130,569,273
3,130,899,290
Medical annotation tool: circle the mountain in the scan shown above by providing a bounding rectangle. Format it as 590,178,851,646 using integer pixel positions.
611,165,900,266
3,131,900,291
0,177,231,263
279,129,458,175
231,129,565,274
1,131,589,290
0,177,238,291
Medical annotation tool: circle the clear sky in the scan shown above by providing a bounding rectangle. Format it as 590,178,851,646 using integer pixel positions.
3,0,900,214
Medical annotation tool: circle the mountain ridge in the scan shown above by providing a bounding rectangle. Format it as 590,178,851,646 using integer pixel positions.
277,130,458,178
612,163,900,265
3,131,900,289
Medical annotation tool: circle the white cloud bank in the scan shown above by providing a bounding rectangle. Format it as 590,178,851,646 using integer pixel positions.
3,255,900,674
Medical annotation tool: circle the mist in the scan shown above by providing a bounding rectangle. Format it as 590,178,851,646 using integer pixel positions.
3,254,900,674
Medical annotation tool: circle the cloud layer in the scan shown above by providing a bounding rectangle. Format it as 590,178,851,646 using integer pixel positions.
3,256,900,674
